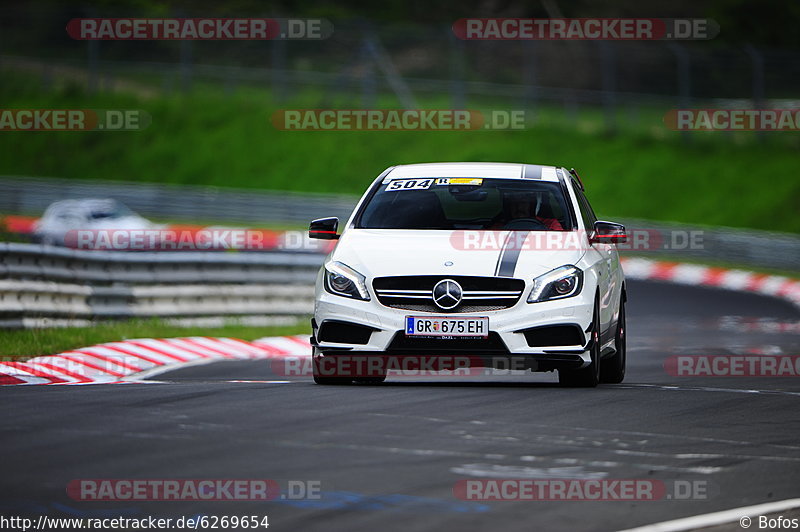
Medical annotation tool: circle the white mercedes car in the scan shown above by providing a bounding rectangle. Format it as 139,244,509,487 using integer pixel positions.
308,162,627,387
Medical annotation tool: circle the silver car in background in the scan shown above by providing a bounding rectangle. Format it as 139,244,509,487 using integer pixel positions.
33,198,156,246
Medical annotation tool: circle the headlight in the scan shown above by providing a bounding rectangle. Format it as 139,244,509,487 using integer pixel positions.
527,265,583,303
324,261,370,301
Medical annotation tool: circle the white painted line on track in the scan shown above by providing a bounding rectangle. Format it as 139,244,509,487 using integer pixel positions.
122,358,221,381
225,380,292,384
618,497,800,532
612,383,800,398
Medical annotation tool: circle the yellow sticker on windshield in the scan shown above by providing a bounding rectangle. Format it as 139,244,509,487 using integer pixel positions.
437,178,483,186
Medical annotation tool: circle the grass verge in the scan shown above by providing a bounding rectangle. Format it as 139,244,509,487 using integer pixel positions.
1,69,798,233
0,318,309,359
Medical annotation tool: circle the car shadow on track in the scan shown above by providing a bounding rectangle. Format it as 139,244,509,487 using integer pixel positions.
311,379,567,388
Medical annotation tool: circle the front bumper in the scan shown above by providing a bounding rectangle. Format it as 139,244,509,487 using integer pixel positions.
312,286,595,371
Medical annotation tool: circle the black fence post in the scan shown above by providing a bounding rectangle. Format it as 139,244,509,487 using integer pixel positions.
271,38,287,103
87,39,99,94
448,26,466,110
599,41,616,133
523,40,537,122
668,43,692,142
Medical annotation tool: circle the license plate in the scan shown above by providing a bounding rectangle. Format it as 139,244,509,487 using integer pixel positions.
405,316,489,337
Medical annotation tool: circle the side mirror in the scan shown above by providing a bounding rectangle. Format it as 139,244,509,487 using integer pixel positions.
591,221,627,244
309,217,340,240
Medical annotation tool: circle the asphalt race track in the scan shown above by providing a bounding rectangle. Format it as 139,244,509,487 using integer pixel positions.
2,280,799,531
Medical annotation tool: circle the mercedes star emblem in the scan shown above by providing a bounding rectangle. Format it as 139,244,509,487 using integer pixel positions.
432,279,463,310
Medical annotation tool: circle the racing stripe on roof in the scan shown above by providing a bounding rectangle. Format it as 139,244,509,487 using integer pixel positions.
522,164,543,179
494,231,529,277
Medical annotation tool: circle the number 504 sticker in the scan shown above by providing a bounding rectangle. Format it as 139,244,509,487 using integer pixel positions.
386,179,434,191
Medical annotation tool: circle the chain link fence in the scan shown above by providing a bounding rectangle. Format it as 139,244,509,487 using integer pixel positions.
3,10,800,133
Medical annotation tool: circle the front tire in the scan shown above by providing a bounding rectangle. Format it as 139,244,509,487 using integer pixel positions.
558,297,601,388
312,349,352,385
600,296,626,384
353,375,386,385
353,355,387,384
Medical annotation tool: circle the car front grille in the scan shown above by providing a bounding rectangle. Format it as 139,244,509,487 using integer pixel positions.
373,276,525,313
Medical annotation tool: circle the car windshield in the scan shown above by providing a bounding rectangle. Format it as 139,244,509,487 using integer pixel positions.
87,201,134,220
357,178,573,230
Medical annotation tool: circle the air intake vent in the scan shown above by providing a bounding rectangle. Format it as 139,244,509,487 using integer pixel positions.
318,321,376,345
519,324,584,347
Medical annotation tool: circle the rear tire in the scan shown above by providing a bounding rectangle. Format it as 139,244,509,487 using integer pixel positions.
558,298,601,388
600,297,626,384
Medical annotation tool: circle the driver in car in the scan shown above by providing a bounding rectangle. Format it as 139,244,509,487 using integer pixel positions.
491,193,564,230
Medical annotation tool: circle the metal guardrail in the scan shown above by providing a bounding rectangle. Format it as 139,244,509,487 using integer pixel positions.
2,175,799,272
0,243,323,327
2,223,798,328
616,218,800,272
0,175,358,225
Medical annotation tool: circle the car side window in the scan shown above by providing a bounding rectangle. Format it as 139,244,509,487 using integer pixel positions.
572,182,597,231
